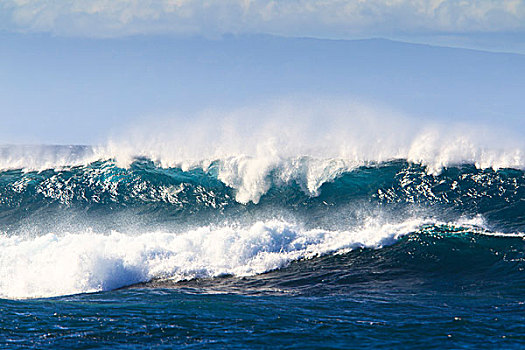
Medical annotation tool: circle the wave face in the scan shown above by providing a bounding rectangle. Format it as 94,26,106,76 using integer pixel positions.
0,158,522,229
0,148,524,299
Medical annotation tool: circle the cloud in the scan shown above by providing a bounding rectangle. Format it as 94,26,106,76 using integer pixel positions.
1,0,525,38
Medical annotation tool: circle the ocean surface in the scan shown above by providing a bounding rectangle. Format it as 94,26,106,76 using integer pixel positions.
0,144,524,348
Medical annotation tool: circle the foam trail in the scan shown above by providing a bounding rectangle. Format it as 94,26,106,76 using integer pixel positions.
1,218,429,299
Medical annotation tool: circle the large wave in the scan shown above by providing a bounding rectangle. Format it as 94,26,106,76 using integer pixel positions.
0,159,522,228
0,100,523,299
4,216,522,299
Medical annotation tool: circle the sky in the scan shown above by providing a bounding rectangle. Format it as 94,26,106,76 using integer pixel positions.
0,0,524,144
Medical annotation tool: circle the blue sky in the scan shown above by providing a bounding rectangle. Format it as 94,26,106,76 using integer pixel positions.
0,0,524,144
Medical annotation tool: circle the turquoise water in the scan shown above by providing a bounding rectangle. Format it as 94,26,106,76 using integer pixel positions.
1,152,524,348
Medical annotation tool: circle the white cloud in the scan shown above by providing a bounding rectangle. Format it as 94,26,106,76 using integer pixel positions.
1,0,525,38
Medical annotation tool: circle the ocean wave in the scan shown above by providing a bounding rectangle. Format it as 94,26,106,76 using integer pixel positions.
0,104,523,300
0,159,522,228
1,101,524,203
3,217,517,300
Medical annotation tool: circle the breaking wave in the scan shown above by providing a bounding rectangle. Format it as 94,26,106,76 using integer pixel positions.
0,101,523,299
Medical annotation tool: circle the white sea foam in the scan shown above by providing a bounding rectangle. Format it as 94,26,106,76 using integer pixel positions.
0,218,425,299
1,99,523,203
97,99,525,203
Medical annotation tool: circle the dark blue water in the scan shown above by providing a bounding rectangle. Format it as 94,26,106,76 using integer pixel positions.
1,156,524,348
